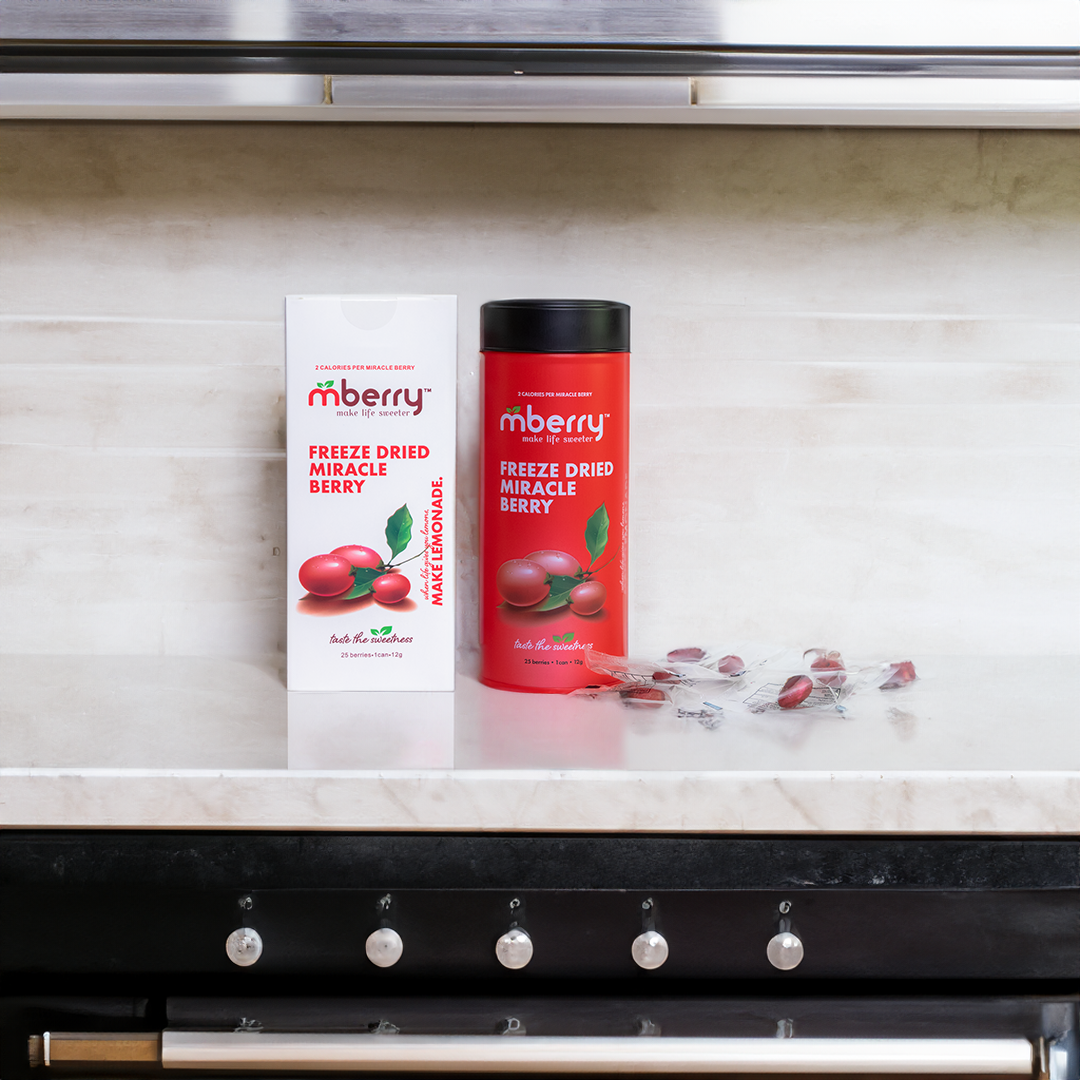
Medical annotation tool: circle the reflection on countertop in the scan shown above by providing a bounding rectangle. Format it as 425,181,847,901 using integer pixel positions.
2,652,1076,774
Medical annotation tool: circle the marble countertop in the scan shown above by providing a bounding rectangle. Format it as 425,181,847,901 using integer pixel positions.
1,654,1077,833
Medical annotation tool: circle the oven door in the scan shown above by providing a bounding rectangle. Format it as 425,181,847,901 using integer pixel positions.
5,834,1078,1079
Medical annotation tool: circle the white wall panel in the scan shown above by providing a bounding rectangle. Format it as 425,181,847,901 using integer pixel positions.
1,122,1076,683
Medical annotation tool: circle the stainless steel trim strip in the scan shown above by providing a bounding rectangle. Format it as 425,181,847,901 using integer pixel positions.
2,72,1077,127
330,75,691,108
161,1032,1035,1074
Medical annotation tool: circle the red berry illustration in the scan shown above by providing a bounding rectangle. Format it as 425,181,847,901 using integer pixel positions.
716,654,744,674
331,544,383,570
496,559,550,607
569,580,606,615
372,573,411,604
667,647,706,663
778,674,813,710
525,550,581,577
299,554,354,597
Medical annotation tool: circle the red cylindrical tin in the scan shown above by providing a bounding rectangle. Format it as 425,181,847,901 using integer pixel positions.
480,299,629,692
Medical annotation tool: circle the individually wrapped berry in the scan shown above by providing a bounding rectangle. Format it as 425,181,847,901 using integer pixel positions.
880,660,918,689
662,645,749,678
584,649,686,686
618,686,669,709
806,648,847,688
665,646,707,663
778,674,814,709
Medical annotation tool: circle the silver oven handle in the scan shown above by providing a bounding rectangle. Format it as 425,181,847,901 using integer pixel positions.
161,1032,1034,1074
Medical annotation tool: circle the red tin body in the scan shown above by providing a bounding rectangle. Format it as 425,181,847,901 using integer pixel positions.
480,349,629,692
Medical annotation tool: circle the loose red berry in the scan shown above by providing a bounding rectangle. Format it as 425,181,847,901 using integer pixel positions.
778,674,813,709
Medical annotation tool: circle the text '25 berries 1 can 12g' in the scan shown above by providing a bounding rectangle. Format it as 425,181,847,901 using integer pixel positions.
480,299,629,693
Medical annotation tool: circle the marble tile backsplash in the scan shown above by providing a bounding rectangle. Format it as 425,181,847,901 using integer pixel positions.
1,123,1077,667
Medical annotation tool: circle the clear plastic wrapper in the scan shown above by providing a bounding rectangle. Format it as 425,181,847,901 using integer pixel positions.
575,644,918,727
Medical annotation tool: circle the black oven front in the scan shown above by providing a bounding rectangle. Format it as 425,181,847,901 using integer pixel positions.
2,832,1077,1078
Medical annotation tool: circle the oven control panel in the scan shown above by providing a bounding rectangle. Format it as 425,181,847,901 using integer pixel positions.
2,834,1076,981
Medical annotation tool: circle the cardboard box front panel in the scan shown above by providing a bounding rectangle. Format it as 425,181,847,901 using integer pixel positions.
286,295,456,692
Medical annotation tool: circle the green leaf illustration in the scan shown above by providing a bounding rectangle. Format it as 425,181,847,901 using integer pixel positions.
371,629,380,636
533,574,578,612
342,566,381,600
381,626,391,635
584,503,610,566
325,380,334,387
563,631,574,643
385,504,413,562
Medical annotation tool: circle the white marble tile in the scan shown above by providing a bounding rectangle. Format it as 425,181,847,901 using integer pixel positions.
636,358,1080,407
0,317,280,368
1,365,284,448
1,446,286,654
1,769,1076,835
633,313,1080,366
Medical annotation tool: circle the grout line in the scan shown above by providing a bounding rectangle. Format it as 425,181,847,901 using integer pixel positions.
1,313,1077,327
0,444,285,458
0,364,283,372
0,315,280,326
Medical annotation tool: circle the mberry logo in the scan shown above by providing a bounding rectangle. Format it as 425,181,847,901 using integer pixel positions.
309,379,426,414
500,404,605,441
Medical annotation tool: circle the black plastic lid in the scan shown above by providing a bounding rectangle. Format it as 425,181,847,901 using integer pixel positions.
481,299,630,354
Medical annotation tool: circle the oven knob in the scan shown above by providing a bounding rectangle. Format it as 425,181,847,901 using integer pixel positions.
225,927,263,967
767,931,804,971
496,928,533,970
366,928,404,968
631,931,669,970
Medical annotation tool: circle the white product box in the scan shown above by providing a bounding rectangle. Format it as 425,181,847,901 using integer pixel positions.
286,295,456,692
